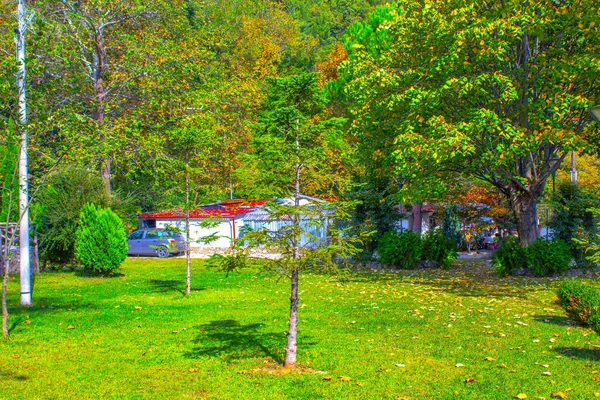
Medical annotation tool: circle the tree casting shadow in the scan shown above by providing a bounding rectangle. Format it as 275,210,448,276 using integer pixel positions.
553,347,600,361
149,279,204,296
0,370,28,381
184,319,289,363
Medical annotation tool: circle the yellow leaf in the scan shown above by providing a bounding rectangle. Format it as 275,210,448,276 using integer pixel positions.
67,325,75,330
485,357,495,362
24,320,31,324
515,395,528,399
188,368,199,373
338,376,352,382
551,393,567,399
134,306,142,310
499,364,507,369
323,376,332,381
465,377,475,383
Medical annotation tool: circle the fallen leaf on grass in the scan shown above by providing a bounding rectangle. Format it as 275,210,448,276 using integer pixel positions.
542,372,552,376
551,393,566,399
24,320,31,324
12,354,19,359
67,326,75,330
323,376,332,381
484,357,495,362
499,364,507,369
188,368,199,373
134,306,142,310
464,377,475,383
394,364,405,368
338,376,352,382
455,363,464,367
514,394,528,399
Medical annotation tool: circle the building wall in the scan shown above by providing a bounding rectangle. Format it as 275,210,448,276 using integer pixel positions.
153,217,246,248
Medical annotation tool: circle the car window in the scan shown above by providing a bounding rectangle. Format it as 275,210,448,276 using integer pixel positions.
128,231,144,240
145,231,159,239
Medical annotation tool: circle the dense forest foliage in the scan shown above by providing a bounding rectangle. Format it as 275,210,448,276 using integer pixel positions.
1,0,599,249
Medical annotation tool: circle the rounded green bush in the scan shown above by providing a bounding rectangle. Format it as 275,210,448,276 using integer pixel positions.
492,236,527,276
422,231,457,269
558,279,600,334
527,238,571,277
377,230,422,269
75,203,128,275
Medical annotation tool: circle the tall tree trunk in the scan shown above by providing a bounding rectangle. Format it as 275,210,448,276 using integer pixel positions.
93,28,110,196
512,192,540,246
185,167,191,296
284,157,301,369
16,0,31,306
411,203,423,235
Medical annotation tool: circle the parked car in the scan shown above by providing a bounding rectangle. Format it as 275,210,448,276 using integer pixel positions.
127,229,185,257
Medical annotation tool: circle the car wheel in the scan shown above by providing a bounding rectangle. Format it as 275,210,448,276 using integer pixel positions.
157,246,170,258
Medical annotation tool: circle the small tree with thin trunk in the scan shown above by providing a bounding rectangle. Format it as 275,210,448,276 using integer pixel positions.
210,73,371,369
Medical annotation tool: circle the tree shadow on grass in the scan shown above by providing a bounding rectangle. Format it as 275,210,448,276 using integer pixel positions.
8,316,24,334
148,279,205,296
184,319,296,364
553,347,600,361
346,261,545,299
0,370,28,381
533,315,573,327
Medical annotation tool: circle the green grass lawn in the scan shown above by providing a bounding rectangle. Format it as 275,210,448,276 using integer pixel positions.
1,258,599,399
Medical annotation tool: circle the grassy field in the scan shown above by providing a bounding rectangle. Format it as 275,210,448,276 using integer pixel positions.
1,258,599,399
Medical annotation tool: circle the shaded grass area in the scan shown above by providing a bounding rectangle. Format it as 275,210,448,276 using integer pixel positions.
1,258,599,399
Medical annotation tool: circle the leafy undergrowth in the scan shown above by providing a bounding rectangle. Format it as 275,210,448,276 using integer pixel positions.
1,259,599,399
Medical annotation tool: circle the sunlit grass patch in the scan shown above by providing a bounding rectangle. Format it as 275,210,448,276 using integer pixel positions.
1,258,598,399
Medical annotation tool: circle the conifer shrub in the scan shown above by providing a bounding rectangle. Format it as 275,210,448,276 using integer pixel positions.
492,236,527,276
422,230,457,269
527,238,571,277
377,230,422,269
75,203,127,275
558,279,600,334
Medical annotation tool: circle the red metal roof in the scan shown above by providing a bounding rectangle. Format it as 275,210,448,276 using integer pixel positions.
139,200,265,219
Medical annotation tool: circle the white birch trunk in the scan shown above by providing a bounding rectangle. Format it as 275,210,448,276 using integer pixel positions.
16,0,31,306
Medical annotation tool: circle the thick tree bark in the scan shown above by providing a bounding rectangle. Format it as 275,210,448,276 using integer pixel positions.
411,203,423,235
512,192,540,246
284,268,299,369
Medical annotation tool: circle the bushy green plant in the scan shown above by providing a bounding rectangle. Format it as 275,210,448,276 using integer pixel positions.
422,230,457,269
549,183,600,267
527,238,571,277
36,167,109,265
441,205,461,245
558,279,600,334
492,236,527,276
75,203,127,275
377,230,422,269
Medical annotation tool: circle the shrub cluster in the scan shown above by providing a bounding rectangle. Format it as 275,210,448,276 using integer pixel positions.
377,230,457,269
377,231,422,269
493,237,571,277
557,280,600,334
422,231,457,269
527,238,571,277
75,203,128,275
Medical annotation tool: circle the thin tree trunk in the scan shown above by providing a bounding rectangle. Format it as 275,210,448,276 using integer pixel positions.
284,268,299,369
284,145,302,369
2,256,9,338
185,168,191,296
93,28,110,196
